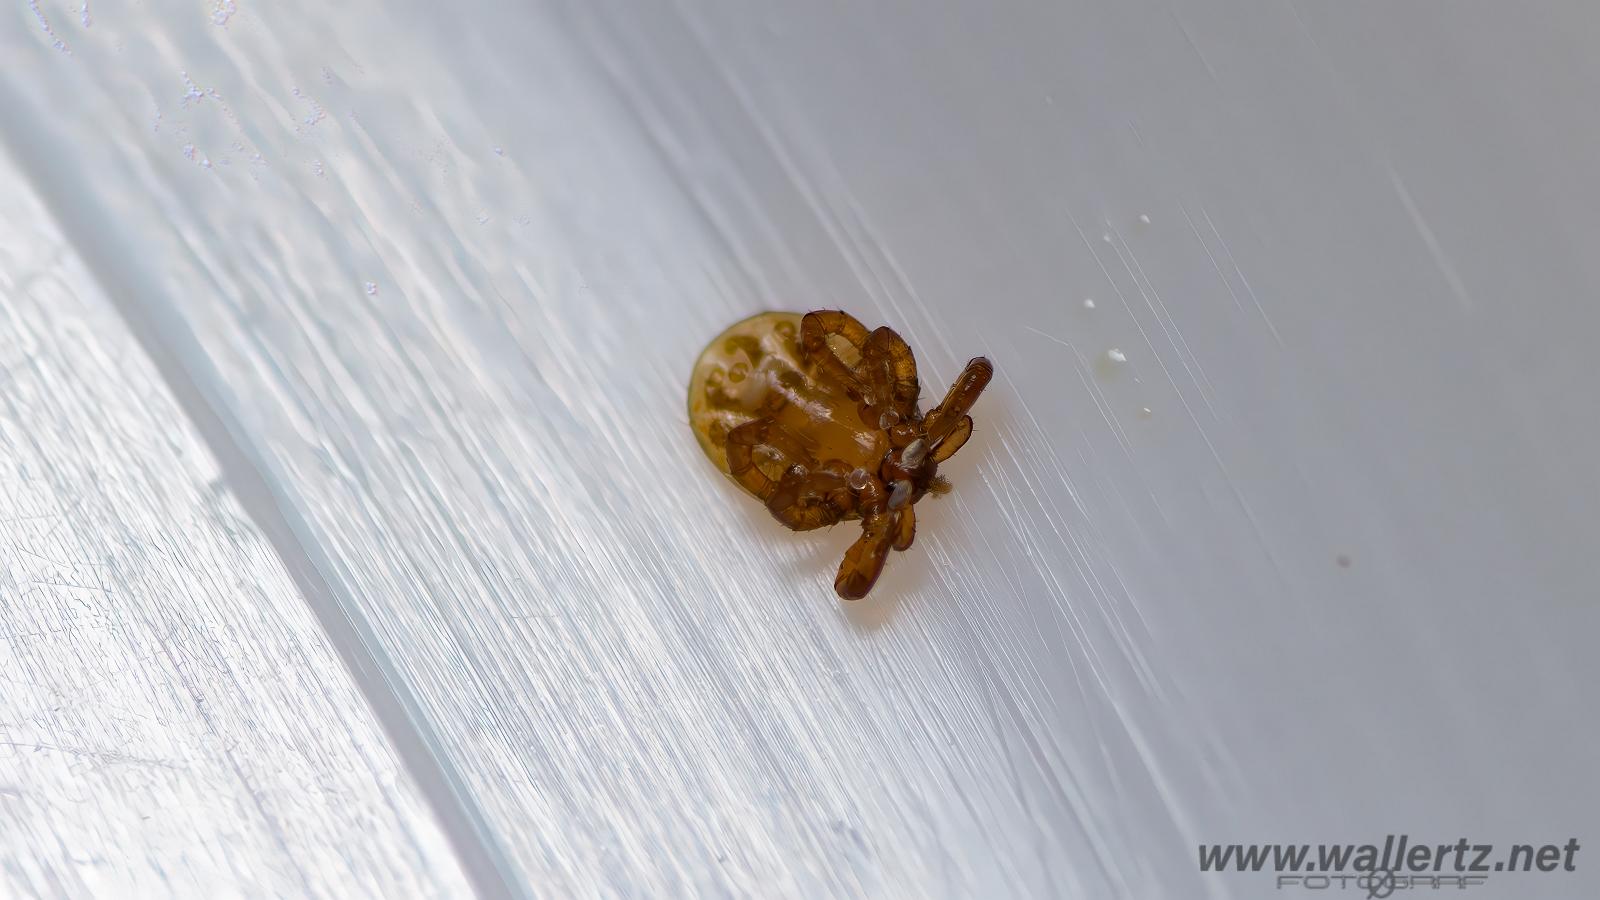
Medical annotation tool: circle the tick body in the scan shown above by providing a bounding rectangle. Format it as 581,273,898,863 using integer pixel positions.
688,310,993,600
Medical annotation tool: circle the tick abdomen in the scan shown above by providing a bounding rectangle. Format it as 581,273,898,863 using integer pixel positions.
689,312,887,482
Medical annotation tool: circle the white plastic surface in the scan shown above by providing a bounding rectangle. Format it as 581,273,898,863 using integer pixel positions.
0,154,469,898
2,1,1596,897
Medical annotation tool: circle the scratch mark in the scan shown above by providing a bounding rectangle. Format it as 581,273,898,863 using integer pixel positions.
1387,167,1474,311
1181,203,1248,318
7,546,68,570
1169,10,1220,86
1198,206,1283,346
39,493,87,541
1,512,68,525
28,579,110,593
1104,224,1221,419
0,740,181,770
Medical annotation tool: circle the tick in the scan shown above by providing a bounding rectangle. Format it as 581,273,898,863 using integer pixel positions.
688,310,993,600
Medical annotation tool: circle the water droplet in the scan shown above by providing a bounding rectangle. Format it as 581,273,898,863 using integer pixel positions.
1107,348,1127,363
847,468,872,491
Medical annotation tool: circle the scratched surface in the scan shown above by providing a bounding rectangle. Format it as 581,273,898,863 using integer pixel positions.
0,157,470,896
3,1,1598,898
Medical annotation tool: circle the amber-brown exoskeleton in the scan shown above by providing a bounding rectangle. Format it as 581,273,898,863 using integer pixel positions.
688,310,993,600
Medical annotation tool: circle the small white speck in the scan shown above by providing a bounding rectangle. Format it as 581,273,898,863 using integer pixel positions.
1139,407,1153,419
364,282,378,296
180,71,204,107
493,147,505,156
1101,233,1113,243
1139,214,1151,225
1107,348,1127,363
296,92,326,126
1082,298,1096,310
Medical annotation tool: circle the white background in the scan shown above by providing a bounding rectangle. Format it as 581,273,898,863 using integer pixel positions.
1,2,1595,897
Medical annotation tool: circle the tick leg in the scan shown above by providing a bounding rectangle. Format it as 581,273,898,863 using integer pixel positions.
800,310,871,395
924,357,994,454
891,504,916,551
929,415,973,463
834,512,896,600
860,326,920,421
725,417,815,500
767,469,855,531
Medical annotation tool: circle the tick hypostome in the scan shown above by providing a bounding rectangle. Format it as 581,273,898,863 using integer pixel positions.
688,310,993,600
